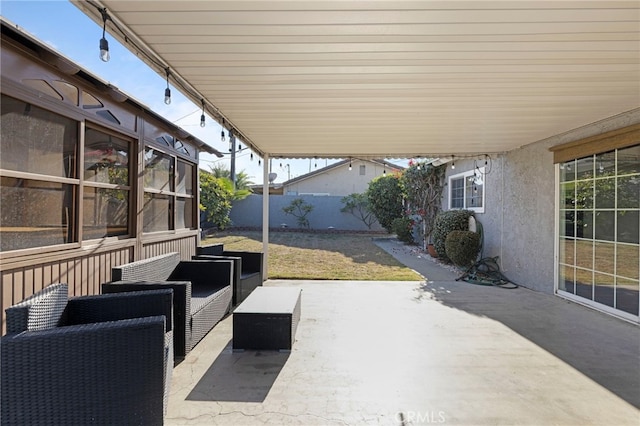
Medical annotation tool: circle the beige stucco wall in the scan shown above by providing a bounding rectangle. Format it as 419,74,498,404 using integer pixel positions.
284,160,398,196
443,108,640,294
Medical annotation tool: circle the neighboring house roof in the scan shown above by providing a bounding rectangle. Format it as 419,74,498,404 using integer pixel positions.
283,159,404,186
249,183,284,195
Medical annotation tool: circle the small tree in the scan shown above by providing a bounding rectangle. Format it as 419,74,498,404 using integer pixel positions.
209,164,253,200
400,162,446,248
340,193,378,229
283,198,314,229
366,174,403,233
199,171,234,230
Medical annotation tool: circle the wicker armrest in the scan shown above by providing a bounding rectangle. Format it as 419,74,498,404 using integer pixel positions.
102,281,190,359
1,316,166,425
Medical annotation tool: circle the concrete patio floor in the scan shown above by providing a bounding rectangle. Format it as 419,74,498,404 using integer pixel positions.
167,240,639,425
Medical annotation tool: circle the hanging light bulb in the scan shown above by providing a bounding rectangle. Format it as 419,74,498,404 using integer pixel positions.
258,158,262,166
349,159,352,171
451,155,455,170
164,68,171,105
221,119,226,142
200,100,205,128
99,9,110,62
383,164,387,175
250,153,254,161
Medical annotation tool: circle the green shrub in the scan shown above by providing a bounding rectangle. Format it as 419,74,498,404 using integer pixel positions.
445,230,481,267
366,174,403,233
432,210,474,261
392,216,414,244
199,171,234,230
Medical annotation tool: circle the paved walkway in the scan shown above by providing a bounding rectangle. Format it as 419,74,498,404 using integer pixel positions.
167,239,639,425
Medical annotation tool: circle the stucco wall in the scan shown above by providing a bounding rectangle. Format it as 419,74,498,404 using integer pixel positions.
284,160,394,196
444,109,640,294
229,194,385,232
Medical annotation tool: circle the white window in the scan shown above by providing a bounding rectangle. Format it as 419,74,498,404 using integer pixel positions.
448,168,485,213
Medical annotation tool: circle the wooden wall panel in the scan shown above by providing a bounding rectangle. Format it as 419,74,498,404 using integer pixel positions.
143,234,197,261
1,246,133,334
1,234,198,334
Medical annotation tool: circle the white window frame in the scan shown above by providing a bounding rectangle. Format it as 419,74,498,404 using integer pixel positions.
448,167,485,213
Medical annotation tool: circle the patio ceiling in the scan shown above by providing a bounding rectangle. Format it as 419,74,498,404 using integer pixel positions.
72,1,639,159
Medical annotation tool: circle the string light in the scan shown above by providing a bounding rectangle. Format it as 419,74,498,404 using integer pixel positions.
451,155,455,169
349,159,352,171
164,68,171,105
228,129,234,151
99,9,110,62
221,119,226,142
200,100,205,127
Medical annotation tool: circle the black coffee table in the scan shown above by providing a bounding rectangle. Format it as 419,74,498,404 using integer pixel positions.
232,287,301,351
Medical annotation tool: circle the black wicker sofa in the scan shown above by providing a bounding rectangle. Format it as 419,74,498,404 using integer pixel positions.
103,252,234,360
1,283,173,425
195,244,264,305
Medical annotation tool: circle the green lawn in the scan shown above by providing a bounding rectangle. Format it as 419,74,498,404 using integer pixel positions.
202,230,422,281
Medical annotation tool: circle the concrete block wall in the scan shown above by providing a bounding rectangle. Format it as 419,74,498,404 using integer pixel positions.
229,194,385,232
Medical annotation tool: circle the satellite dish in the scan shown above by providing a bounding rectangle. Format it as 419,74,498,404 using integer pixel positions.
268,172,277,183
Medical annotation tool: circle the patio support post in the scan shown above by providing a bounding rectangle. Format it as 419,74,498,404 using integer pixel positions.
262,153,270,280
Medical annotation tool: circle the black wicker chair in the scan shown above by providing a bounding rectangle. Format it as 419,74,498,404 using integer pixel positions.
196,244,264,305
1,283,173,426
103,252,234,360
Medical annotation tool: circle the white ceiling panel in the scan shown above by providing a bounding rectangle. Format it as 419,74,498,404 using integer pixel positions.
72,0,640,159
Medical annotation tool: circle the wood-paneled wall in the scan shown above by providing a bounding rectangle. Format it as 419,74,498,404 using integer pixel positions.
142,234,198,261
1,232,199,334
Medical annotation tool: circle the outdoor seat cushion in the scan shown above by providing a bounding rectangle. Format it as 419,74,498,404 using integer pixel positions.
190,289,225,316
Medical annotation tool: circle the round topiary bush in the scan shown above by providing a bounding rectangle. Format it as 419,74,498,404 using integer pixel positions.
445,230,481,268
432,210,475,261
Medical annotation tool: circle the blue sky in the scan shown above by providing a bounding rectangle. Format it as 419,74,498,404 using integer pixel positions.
1,1,407,183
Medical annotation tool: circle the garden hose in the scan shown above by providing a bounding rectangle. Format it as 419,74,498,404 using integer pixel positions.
456,256,519,289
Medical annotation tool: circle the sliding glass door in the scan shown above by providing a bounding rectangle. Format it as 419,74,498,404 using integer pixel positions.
558,144,639,321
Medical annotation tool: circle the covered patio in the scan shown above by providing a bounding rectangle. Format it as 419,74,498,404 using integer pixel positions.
67,2,638,423
1,1,638,424
166,241,639,424
69,1,640,322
